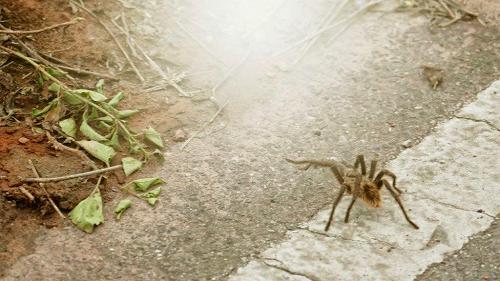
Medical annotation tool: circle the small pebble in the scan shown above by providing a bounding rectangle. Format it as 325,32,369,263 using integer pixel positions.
401,139,412,148
18,137,29,144
173,128,187,142
313,130,321,136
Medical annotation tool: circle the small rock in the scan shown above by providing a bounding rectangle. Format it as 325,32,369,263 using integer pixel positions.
173,128,187,142
401,139,412,148
313,130,321,136
18,137,29,144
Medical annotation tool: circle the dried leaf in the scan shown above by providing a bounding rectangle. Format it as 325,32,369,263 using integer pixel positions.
77,140,116,165
69,190,104,233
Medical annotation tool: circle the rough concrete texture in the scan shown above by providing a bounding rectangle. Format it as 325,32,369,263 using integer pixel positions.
2,0,500,280
230,81,500,281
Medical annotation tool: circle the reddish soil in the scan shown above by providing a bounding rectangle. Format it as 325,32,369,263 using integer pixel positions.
0,0,205,275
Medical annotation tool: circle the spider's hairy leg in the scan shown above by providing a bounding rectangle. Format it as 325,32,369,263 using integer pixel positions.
354,155,367,176
344,174,361,223
382,179,419,229
368,160,377,180
325,185,346,231
375,169,402,194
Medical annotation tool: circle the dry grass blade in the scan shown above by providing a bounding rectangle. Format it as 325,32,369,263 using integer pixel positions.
0,18,82,34
70,0,145,82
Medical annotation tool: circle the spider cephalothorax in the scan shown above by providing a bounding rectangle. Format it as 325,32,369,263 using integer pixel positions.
286,155,419,231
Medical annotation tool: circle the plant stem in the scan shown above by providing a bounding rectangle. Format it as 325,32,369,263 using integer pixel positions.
0,46,141,151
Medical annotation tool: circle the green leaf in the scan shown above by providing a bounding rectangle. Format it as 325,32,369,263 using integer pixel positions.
77,140,116,165
80,118,108,142
140,187,161,206
121,157,142,176
73,89,107,102
131,178,165,192
114,199,132,220
59,118,77,138
46,68,65,78
105,130,121,150
144,127,164,148
151,149,165,163
69,190,104,233
32,99,57,117
47,82,60,93
108,92,124,107
117,109,139,119
63,91,83,105
95,79,105,93
95,116,114,123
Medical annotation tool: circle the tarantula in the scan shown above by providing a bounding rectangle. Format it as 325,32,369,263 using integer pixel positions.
286,155,419,231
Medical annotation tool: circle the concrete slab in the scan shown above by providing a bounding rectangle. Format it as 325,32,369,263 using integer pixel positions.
230,81,500,281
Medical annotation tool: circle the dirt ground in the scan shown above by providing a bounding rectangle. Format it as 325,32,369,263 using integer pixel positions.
0,0,213,272
1,0,499,280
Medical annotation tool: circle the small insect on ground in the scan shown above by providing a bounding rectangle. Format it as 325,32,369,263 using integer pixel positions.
286,155,419,231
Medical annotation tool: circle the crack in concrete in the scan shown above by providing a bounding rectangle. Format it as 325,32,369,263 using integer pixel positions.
261,258,320,281
290,226,414,251
454,115,500,132
414,194,495,218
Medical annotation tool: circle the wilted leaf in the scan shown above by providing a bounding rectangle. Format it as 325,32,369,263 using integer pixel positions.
108,92,124,107
47,82,61,93
63,91,83,105
114,199,132,219
131,178,165,192
151,149,165,163
59,118,77,138
32,101,55,117
122,157,142,176
117,109,139,119
80,118,108,142
95,79,105,93
105,130,121,150
69,190,104,233
95,116,114,123
140,187,161,206
77,140,116,165
73,89,107,102
46,68,65,78
144,127,164,148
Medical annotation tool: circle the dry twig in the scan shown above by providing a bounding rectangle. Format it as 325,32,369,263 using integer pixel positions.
46,131,98,169
70,0,145,82
24,165,122,183
28,160,66,219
